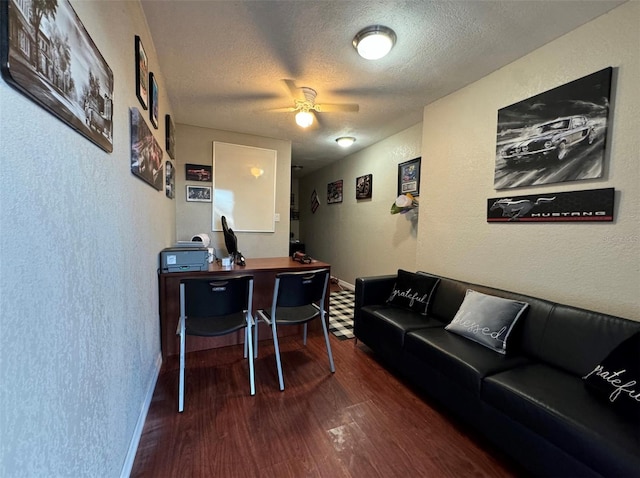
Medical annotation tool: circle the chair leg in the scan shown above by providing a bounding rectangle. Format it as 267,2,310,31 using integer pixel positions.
254,315,259,358
319,313,336,373
243,327,248,358
246,318,256,396
303,323,308,345
271,320,285,390
178,325,186,412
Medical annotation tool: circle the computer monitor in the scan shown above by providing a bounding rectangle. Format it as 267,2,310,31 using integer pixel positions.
221,216,245,266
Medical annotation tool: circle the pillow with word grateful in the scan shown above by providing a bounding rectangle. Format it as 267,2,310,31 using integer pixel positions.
583,332,640,422
445,289,528,354
387,269,440,315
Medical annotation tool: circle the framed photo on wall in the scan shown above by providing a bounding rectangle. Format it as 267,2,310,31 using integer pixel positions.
165,114,176,159
398,158,421,196
356,174,372,199
135,35,148,110
130,107,163,190
1,0,114,152
186,185,212,202
149,72,159,128
185,163,212,182
165,160,175,199
327,180,343,204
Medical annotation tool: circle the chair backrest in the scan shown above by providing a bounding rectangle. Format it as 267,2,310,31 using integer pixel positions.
181,275,253,317
274,268,329,308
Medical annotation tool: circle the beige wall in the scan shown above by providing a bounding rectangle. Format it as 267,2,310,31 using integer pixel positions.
299,123,423,286
0,1,175,475
417,2,639,320
175,124,292,258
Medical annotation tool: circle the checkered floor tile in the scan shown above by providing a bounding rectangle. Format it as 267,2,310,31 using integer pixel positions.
329,290,355,340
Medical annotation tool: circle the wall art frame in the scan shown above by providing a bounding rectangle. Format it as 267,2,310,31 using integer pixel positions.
165,160,175,199
494,67,612,190
185,163,212,182
398,157,421,196
130,107,163,190
186,185,212,202
165,114,176,159
149,72,158,128
135,35,148,110
487,187,614,222
356,174,373,200
1,0,114,152
327,179,343,204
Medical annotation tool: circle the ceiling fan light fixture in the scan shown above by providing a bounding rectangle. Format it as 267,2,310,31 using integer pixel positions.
336,136,356,148
353,25,396,60
295,110,314,128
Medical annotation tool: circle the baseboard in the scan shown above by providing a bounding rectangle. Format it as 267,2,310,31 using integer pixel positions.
120,352,162,478
337,279,355,291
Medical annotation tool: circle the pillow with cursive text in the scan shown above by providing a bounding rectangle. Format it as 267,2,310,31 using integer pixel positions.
387,270,440,315
583,332,640,422
445,289,528,354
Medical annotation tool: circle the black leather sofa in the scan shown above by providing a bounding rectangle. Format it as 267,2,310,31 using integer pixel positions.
354,272,639,477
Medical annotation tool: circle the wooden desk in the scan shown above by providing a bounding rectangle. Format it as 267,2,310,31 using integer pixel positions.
158,257,331,358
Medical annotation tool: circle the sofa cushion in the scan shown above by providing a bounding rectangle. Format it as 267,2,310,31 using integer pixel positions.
356,304,445,364
404,327,531,393
387,269,440,315
483,364,640,477
583,332,640,422
445,289,528,354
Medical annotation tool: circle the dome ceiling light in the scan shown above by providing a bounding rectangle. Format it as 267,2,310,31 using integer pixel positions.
336,137,356,148
353,25,396,60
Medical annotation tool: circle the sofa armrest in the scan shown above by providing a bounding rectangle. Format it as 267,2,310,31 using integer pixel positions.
354,275,396,314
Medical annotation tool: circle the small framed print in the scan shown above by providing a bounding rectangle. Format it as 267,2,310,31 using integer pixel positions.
185,163,212,182
135,35,148,110
165,114,176,159
327,180,343,204
356,174,372,199
149,72,159,128
186,185,211,202
398,157,421,196
165,160,175,199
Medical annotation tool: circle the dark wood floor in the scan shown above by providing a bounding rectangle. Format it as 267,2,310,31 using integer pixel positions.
131,327,521,477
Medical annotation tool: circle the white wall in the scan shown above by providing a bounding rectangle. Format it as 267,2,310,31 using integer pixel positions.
299,123,422,285
418,2,639,320
0,1,174,475
175,124,291,258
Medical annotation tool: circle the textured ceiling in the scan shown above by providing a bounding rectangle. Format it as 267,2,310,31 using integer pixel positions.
140,0,623,177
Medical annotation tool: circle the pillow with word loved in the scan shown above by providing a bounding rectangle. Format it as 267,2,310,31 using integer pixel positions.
445,289,528,354
583,332,640,422
387,269,440,315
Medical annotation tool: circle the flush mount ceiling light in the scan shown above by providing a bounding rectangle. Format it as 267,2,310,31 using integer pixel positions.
353,25,396,60
336,137,356,148
295,110,314,128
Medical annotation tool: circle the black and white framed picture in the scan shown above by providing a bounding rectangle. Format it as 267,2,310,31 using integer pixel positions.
185,163,211,182
327,179,343,204
149,72,158,128
165,114,176,159
186,185,211,202
130,107,163,190
135,35,148,110
356,174,372,199
1,0,114,152
165,160,175,199
494,67,612,190
398,158,421,196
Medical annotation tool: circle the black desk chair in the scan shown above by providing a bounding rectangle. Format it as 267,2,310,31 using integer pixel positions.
177,275,255,412
257,268,335,390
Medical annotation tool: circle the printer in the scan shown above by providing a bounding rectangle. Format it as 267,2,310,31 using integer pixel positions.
160,246,209,273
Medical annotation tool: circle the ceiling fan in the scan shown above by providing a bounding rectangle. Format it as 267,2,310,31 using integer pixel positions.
270,79,359,128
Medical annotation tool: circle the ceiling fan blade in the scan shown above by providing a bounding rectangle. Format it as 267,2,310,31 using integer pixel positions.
281,79,304,100
315,103,359,113
265,106,297,113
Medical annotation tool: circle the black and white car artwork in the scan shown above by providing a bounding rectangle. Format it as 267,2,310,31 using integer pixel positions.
499,115,597,165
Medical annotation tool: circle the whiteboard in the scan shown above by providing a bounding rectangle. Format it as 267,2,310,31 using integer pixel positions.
212,142,277,232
